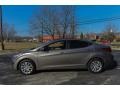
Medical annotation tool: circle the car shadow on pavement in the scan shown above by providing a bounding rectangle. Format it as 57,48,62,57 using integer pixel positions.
35,69,88,74
34,62,117,74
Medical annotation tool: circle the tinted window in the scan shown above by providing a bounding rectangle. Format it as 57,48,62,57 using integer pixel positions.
68,40,92,49
45,40,66,51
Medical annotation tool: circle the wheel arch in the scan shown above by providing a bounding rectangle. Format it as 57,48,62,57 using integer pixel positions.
16,58,36,70
87,56,105,67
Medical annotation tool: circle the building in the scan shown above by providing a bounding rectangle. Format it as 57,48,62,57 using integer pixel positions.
84,33,98,40
41,35,78,42
42,35,61,42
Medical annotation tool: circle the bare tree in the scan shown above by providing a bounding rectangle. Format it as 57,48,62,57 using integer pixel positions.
69,6,77,39
9,25,16,41
60,6,71,39
2,23,16,42
30,6,77,41
101,23,117,42
59,6,77,39
30,6,61,41
0,6,4,50
30,7,45,42
3,23,9,42
42,6,56,39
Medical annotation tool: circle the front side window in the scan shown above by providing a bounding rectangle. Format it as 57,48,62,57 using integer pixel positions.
45,40,66,51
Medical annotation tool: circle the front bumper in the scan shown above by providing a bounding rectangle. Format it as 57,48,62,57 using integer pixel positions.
11,55,19,70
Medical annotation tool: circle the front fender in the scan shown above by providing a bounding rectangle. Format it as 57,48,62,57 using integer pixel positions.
13,53,38,70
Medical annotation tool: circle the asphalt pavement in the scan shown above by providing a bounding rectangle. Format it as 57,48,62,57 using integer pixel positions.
0,51,120,85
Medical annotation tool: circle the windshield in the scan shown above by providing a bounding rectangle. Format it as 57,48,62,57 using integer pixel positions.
29,42,46,50
29,40,60,51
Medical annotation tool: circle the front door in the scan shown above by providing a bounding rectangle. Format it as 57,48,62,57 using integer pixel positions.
37,40,70,69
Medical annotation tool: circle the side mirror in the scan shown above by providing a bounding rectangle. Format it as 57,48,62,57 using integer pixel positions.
44,46,49,51
39,46,49,51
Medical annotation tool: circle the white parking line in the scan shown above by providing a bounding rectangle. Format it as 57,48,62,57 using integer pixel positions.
116,67,120,69
115,65,120,69
102,76,114,84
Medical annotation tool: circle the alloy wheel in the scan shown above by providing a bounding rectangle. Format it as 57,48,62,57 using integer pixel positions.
19,60,34,75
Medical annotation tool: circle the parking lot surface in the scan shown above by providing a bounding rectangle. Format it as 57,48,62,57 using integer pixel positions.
0,51,120,85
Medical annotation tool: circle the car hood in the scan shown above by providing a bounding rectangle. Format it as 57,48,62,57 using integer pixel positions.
13,49,35,58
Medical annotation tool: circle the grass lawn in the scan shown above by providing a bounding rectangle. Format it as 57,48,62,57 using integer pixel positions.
0,42,39,54
110,42,120,50
111,46,120,50
111,42,120,44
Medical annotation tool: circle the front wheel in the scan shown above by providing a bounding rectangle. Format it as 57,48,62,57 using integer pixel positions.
87,58,104,73
18,59,36,75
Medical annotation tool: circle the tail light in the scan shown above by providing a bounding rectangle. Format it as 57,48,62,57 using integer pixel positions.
102,47,112,52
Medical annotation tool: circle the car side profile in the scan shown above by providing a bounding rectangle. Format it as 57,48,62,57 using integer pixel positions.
12,39,114,75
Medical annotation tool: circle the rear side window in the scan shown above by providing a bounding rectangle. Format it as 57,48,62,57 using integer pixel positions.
68,40,92,49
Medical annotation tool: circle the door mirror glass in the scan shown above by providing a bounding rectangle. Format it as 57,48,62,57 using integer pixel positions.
39,46,50,51
44,46,49,51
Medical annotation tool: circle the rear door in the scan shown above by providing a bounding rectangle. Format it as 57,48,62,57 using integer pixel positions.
64,40,93,66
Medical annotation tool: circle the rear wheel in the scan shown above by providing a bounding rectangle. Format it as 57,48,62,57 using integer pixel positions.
87,58,104,73
18,59,36,75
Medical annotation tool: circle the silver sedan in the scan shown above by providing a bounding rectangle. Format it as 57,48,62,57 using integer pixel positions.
12,39,114,75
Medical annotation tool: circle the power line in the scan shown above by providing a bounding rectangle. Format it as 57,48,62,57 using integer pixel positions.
78,16,120,25
52,16,120,26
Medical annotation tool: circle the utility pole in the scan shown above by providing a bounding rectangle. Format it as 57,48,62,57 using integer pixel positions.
0,6,5,50
41,22,43,42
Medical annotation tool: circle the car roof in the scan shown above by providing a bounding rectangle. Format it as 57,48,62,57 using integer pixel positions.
49,39,93,43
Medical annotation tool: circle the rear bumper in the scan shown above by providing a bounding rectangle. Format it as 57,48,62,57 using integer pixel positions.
103,53,116,69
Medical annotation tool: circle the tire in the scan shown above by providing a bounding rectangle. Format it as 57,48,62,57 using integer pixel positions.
18,59,36,75
87,58,104,73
